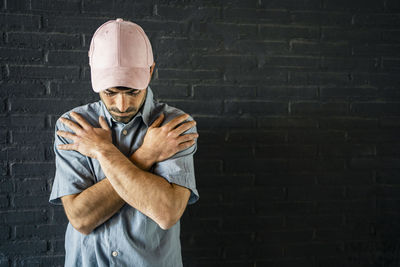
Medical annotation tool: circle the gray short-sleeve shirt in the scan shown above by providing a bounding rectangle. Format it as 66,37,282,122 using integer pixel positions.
49,86,199,267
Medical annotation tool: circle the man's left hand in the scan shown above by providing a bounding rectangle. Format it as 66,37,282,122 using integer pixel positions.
56,111,114,159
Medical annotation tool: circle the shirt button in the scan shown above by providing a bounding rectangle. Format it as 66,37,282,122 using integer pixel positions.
122,129,128,135
112,251,118,257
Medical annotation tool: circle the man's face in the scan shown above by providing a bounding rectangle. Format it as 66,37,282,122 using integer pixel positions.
99,87,147,123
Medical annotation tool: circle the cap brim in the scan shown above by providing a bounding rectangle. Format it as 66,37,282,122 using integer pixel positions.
91,67,150,92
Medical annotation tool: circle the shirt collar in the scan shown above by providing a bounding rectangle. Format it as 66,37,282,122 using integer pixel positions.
100,85,155,128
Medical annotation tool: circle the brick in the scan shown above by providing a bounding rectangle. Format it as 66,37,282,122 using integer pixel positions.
0,48,43,63
11,130,53,144
166,100,223,115
382,58,400,70
258,116,318,128
0,13,40,31
47,50,88,65
259,0,321,10
157,4,220,21
320,87,378,99
203,22,258,42
226,129,286,144
11,162,54,177
353,13,400,28
194,85,256,99
225,40,288,55
151,84,190,98
225,68,287,84
288,130,346,144
158,68,220,81
291,101,348,116
192,54,256,69
8,65,80,80
224,100,288,115
82,1,152,17
290,40,351,56
8,32,82,49
380,116,400,127
377,144,400,157
15,178,48,194
351,102,400,116
290,11,352,26
196,144,253,158
322,27,381,42
5,0,30,11
321,57,378,71
260,25,319,40
31,0,81,12
50,81,99,98
0,240,47,255
10,114,46,129
15,224,65,239
0,195,9,208
323,0,384,10
255,144,317,158
317,172,374,185
347,129,399,143
0,179,13,193
10,98,82,114
1,82,46,97
194,115,256,129
376,171,400,184
0,225,10,240
255,173,315,186
14,195,49,208
257,85,318,99
17,256,64,267
0,210,48,224
289,71,351,86
319,144,375,157
285,242,343,257
42,15,106,34
223,8,290,24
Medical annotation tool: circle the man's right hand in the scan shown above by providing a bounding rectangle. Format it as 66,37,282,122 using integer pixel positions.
134,113,199,168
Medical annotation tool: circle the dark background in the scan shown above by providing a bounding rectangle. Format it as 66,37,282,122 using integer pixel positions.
1,0,400,266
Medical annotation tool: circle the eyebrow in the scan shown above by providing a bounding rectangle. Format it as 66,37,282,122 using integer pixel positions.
105,88,140,93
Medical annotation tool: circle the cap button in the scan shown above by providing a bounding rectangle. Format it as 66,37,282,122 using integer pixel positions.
116,18,123,22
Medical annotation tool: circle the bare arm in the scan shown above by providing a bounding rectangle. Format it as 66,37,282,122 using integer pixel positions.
97,144,191,230
58,112,198,234
61,148,153,235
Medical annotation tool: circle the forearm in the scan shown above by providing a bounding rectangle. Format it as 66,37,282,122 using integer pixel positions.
97,145,186,230
70,149,154,234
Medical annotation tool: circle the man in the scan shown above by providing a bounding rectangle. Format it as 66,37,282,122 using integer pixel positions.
49,18,199,267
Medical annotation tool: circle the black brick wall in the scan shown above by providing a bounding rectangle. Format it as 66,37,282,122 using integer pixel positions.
1,0,400,266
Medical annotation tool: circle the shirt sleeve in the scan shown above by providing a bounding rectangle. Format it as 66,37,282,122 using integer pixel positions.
151,116,199,205
49,115,95,206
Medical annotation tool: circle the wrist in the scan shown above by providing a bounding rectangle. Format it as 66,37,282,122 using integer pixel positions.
95,143,118,160
131,147,156,171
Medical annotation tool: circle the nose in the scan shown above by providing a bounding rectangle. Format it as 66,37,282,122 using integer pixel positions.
115,94,128,113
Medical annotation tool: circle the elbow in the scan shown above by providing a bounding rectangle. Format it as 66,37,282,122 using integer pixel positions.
158,216,178,230
157,205,184,230
70,218,93,235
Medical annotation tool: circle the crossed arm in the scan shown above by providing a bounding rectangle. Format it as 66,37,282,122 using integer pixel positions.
57,112,198,234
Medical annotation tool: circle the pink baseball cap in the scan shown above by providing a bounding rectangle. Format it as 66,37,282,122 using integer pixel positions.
88,18,154,92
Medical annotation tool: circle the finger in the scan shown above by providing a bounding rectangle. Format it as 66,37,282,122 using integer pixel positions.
70,112,92,130
57,143,77,151
59,117,83,134
149,113,164,128
171,120,197,137
164,113,190,131
177,140,196,151
177,133,199,143
56,130,77,141
99,116,110,130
